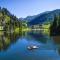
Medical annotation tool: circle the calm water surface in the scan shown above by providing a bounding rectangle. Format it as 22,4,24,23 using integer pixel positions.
0,31,60,60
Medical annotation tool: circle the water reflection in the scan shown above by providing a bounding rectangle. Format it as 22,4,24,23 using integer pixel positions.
0,30,60,51
0,30,60,60
53,36,60,55
28,32,48,43
22,31,56,50
53,36,60,44
0,31,21,51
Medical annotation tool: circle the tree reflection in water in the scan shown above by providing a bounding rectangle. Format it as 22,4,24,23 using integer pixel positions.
0,31,21,51
53,36,60,55
28,31,48,44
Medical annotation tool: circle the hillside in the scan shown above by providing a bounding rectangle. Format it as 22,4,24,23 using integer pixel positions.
27,9,60,25
0,7,22,36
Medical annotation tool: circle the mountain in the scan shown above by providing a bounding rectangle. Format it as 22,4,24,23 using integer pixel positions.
0,7,21,34
23,15,37,22
19,15,37,22
19,11,50,22
27,9,60,25
0,7,21,23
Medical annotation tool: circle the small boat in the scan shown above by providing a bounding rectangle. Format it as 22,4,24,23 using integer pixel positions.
27,45,39,50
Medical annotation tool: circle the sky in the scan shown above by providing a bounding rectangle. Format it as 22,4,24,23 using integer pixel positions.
0,0,60,18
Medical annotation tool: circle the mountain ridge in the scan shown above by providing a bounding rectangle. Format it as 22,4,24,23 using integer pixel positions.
27,9,60,25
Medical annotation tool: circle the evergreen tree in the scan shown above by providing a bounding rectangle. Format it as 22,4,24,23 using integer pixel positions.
50,15,57,36
57,14,60,35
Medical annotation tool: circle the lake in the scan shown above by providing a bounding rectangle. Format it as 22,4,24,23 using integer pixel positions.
0,31,60,60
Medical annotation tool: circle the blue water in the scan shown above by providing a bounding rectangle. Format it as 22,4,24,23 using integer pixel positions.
0,32,60,60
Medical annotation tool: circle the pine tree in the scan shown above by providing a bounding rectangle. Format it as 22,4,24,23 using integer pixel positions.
50,15,57,36
57,14,60,35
